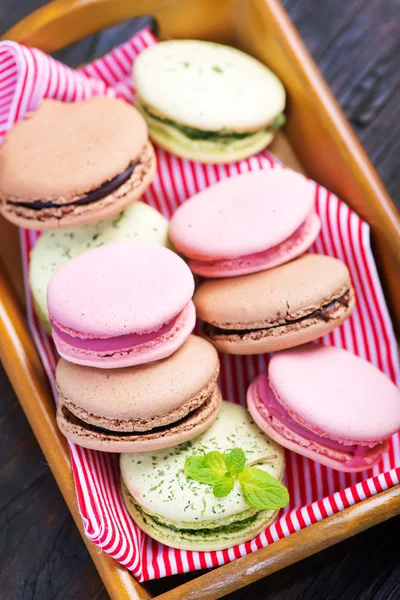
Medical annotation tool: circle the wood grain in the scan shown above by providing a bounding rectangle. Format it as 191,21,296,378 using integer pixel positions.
0,1,399,600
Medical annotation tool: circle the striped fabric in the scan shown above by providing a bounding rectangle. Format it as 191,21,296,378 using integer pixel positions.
2,27,399,582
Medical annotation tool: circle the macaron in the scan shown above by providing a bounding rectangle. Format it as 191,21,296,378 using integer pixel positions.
247,344,400,472
0,97,156,230
29,201,171,334
120,401,286,551
134,40,286,163
47,242,195,368
170,170,321,277
194,254,355,354
56,335,221,452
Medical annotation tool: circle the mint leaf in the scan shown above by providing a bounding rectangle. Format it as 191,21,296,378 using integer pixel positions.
184,451,228,486
184,455,204,478
202,451,228,476
225,448,246,476
213,475,234,498
238,467,289,510
184,449,289,509
184,455,217,485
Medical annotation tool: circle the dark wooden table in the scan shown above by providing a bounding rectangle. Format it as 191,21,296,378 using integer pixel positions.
1,1,399,599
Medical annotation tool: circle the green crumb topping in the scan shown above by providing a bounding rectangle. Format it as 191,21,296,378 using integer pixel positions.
112,211,125,228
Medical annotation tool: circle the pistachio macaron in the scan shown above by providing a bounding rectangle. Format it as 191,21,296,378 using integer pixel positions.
29,201,171,333
194,254,355,354
120,401,287,550
134,40,286,163
56,335,221,452
0,97,156,229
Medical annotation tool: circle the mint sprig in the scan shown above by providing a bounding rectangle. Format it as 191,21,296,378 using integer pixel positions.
184,448,289,510
239,467,289,510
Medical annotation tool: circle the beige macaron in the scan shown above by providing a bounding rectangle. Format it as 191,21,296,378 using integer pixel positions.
0,97,156,230
194,254,355,354
56,335,221,452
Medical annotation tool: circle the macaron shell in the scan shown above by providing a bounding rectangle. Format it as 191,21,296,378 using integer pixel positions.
4,143,156,230
247,390,385,473
52,299,196,368
134,40,285,131
188,212,321,278
29,200,171,332
202,290,354,354
55,335,219,421
57,385,222,453
170,170,316,260
269,344,400,443
0,97,148,201
47,242,194,337
194,254,352,327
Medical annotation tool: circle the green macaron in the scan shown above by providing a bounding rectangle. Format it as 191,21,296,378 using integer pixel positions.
29,201,171,333
120,401,287,551
134,40,286,163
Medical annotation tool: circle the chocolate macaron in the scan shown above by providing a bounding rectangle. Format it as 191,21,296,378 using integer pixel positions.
56,335,222,452
0,97,156,229
194,254,355,354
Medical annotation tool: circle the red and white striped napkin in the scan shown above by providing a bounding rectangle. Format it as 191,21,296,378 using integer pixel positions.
1,27,399,582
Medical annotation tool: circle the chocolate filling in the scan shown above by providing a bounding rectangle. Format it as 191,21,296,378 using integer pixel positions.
204,290,351,338
60,389,216,438
15,161,138,210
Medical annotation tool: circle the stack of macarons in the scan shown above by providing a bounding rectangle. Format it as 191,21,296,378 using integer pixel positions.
48,241,223,451
47,239,291,551
170,168,355,354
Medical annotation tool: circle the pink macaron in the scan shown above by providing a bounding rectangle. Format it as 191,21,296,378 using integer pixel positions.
169,169,321,277
47,242,195,368
247,344,400,472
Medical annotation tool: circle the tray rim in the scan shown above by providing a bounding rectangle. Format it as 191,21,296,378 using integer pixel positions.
1,0,400,599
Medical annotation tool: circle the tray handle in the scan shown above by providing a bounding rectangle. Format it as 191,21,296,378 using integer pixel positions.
1,0,232,52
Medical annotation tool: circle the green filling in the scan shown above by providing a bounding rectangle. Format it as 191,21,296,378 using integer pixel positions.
143,107,286,141
148,511,260,535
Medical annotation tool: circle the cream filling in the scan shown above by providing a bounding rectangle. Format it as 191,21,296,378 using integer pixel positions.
137,102,283,156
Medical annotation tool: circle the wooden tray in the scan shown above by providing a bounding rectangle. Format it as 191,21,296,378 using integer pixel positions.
0,1,399,599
